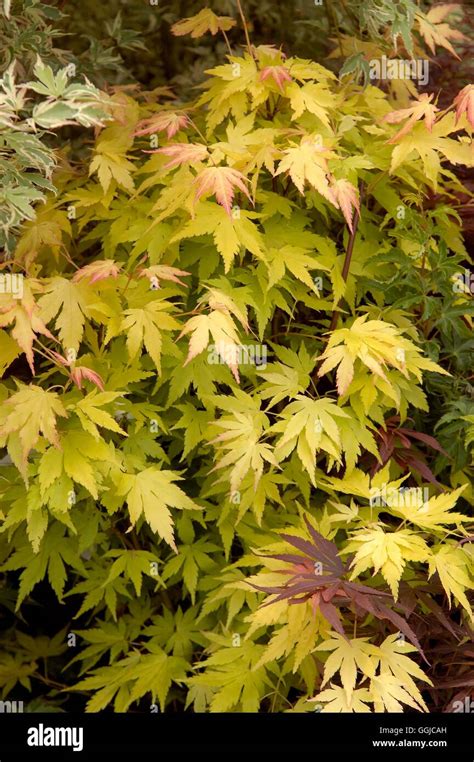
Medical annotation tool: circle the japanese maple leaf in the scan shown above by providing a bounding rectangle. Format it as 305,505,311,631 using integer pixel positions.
71,367,104,392
178,309,243,381
135,112,189,140
369,415,448,486
275,136,337,205
331,179,360,233
0,385,68,463
194,166,252,217
73,259,121,284
50,351,105,392
416,5,465,59
0,289,55,373
171,8,236,38
249,518,423,650
259,65,292,92
384,94,439,143
140,265,191,289
453,85,474,129
147,142,209,169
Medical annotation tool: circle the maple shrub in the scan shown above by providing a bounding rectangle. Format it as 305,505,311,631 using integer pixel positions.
0,6,473,714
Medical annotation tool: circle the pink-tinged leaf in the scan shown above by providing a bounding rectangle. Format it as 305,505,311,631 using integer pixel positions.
140,265,191,288
70,366,105,391
145,142,209,168
383,94,439,143
73,259,121,284
331,179,360,233
453,85,474,129
0,294,56,374
135,112,189,140
50,350,70,367
259,65,292,92
194,166,252,216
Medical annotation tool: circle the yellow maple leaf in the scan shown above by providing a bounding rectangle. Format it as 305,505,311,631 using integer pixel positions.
416,5,465,59
370,674,426,713
310,685,372,712
38,276,95,354
344,526,429,599
376,634,432,712
287,82,336,127
315,633,378,704
0,385,67,467
115,467,200,551
0,284,55,373
210,410,278,492
275,136,337,205
139,265,190,289
120,300,181,373
178,310,243,381
171,8,236,38
382,484,469,530
316,315,448,397
428,544,473,619
272,396,351,483
383,94,439,143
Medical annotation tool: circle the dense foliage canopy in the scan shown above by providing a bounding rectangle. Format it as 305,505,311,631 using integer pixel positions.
0,0,473,714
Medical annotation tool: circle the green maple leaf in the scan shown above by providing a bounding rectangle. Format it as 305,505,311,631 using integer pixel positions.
37,277,97,353
73,645,187,712
114,467,200,551
171,201,265,272
2,523,85,608
0,385,68,467
120,299,180,373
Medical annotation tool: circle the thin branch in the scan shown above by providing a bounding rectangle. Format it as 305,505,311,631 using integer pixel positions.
222,29,233,57
328,188,364,333
236,0,255,60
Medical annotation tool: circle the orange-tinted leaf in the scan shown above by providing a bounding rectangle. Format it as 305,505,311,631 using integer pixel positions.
194,166,252,217
417,5,465,59
148,142,209,169
331,179,360,233
73,260,121,284
453,85,474,129
135,112,189,140
384,94,439,143
0,289,55,373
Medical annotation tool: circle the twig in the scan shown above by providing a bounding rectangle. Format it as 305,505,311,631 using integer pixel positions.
236,0,255,61
222,29,233,57
328,188,364,332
